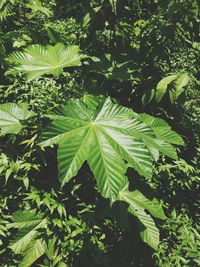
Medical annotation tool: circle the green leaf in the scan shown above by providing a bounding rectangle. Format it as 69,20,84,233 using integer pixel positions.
39,97,181,202
90,53,136,81
81,93,99,109
133,209,159,250
135,113,184,160
0,0,16,21
9,210,47,266
8,210,44,229
109,0,117,14
7,43,89,80
119,189,165,250
119,189,166,219
155,75,178,102
142,89,155,105
175,73,190,98
26,0,53,18
19,239,46,267
0,102,35,136
82,5,102,27
137,113,184,145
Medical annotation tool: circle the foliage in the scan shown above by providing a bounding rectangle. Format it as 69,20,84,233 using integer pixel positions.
0,0,17,21
0,102,35,135
8,210,47,267
44,18,81,45
154,73,190,104
7,43,88,80
0,0,199,266
154,209,200,267
119,187,165,250
39,97,182,199
26,0,53,18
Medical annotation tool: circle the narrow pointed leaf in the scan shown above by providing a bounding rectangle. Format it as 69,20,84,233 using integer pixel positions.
175,73,190,98
58,126,92,186
88,127,128,201
131,208,160,250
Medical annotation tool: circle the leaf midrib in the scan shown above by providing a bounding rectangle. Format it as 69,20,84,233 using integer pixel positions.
93,125,115,198
61,126,92,185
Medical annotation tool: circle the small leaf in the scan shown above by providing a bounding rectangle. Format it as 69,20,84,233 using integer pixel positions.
142,89,155,105
23,177,29,190
82,5,102,27
5,168,12,183
155,75,178,102
175,73,190,98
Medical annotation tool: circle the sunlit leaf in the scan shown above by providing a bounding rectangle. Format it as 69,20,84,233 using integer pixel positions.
155,75,178,103
0,102,35,135
39,97,182,202
7,43,89,80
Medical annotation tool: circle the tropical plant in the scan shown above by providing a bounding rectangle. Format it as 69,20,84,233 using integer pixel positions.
39,97,183,199
0,0,199,265
38,96,184,248
7,43,89,80
0,0,17,21
26,0,53,18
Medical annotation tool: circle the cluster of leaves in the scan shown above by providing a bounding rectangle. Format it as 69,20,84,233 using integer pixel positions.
0,0,199,266
154,209,200,267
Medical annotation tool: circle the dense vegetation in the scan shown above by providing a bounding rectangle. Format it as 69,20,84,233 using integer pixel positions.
0,0,199,266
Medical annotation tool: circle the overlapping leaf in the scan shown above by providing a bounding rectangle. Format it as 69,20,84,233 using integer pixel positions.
0,0,16,21
26,0,53,18
8,210,47,266
119,188,165,250
7,43,88,80
89,53,136,81
155,73,190,103
0,102,35,135
39,97,183,202
155,75,178,103
135,113,184,161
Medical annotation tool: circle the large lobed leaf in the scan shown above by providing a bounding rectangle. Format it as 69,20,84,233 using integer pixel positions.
39,97,183,203
7,43,88,80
